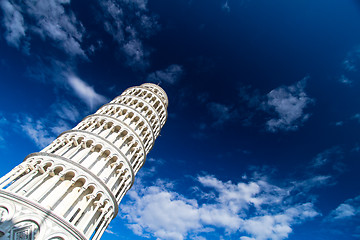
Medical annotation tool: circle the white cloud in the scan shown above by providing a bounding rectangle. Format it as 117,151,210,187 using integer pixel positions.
0,0,26,48
198,175,263,212
241,203,318,240
264,78,313,132
237,79,313,131
67,75,107,109
147,64,184,85
328,195,360,221
325,195,360,237
122,186,202,240
331,204,356,219
199,205,242,232
121,174,319,240
240,237,255,240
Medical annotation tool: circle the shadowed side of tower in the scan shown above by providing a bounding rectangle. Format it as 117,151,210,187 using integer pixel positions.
0,83,168,240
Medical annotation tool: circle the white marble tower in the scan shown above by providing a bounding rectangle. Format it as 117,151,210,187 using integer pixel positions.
0,83,168,240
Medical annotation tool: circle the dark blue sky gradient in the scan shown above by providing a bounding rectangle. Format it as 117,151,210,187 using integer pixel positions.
1,0,360,239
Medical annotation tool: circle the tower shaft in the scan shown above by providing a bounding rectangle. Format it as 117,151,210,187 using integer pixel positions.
0,83,168,240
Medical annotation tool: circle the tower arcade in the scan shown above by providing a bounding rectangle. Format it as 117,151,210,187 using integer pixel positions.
0,83,168,240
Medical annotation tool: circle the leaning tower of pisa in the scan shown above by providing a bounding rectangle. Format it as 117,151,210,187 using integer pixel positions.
0,83,168,240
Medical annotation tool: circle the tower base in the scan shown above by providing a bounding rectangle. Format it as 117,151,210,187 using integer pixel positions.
0,190,86,240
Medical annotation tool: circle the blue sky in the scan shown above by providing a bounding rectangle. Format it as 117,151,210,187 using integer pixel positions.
1,0,360,239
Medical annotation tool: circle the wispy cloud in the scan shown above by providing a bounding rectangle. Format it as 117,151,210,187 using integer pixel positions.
310,146,343,169
1,111,70,149
306,146,347,181
352,113,360,123
338,46,360,86
1,0,160,72
264,78,314,132
26,59,107,111
343,59,357,72
204,79,313,131
236,78,314,132
51,101,80,123
241,202,317,240
327,195,360,221
237,85,263,127
67,75,107,109
351,143,360,153
0,113,8,125
0,135,5,149
330,203,356,220
122,39,149,68
0,0,86,58
334,121,344,126
338,75,353,85
15,99,84,148
0,0,26,49
0,0,161,120
147,64,184,85
104,225,119,236
192,123,208,139
222,1,230,12
207,102,239,127
0,112,9,148
323,195,360,237
343,46,360,72
19,116,56,148
99,0,159,68
18,114,72,149
27,0,85,57
330,113,360,127
291,175,332,194
121,173,320,240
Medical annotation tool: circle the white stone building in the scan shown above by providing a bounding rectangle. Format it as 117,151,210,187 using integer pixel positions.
0,83,168,240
